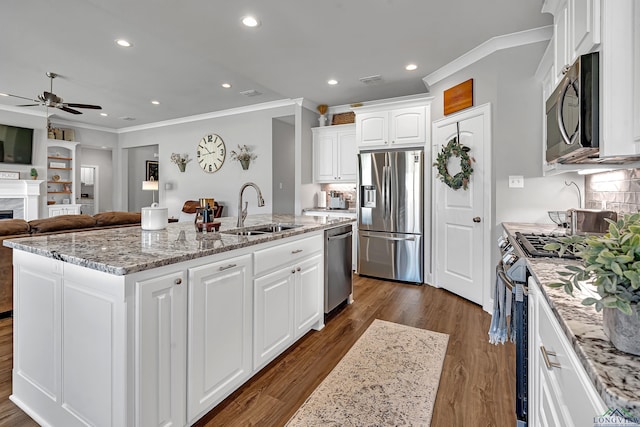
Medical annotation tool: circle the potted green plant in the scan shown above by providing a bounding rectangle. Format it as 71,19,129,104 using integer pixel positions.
545,213,640,355
30,168,38,180
230,145,257,170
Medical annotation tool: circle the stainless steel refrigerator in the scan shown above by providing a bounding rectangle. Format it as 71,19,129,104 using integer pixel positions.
357,149,423,283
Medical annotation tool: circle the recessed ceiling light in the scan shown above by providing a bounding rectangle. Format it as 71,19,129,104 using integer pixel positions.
115,39,132,47
0,93,8,97
241,15,260,27
221,83,232,89
405,64,418,71
100,113,108,117
151,100,160,105
327,79,338,85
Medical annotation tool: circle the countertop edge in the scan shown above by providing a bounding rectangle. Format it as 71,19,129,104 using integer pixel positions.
5,215,355,276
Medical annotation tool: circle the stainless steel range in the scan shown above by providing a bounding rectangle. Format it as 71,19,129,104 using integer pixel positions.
498,229,576,427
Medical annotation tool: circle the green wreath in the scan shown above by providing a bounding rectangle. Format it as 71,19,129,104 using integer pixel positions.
434,137,474,190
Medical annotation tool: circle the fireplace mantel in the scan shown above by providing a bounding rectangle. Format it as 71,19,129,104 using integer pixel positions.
0,180,44,220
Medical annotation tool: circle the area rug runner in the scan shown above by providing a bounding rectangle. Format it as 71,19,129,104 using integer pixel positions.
286,319,449,426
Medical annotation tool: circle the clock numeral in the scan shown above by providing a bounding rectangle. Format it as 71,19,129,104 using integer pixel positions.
207,135,213,142
208,164,213,172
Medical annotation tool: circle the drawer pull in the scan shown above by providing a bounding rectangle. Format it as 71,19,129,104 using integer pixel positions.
540,346,561,369
218,264,237,271
174,278,182,285
291,249,303,254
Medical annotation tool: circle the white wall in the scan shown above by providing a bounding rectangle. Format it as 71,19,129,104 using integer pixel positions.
117,104,295,218
126,145,157,211
427,41,583,294
297,105,320,213
272,117,295,214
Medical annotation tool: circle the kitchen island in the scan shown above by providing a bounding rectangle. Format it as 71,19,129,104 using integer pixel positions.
503,223,640,424
4,214,354,427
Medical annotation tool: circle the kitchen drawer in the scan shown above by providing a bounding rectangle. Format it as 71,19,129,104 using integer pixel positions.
254,234,322,276
537,293,606,426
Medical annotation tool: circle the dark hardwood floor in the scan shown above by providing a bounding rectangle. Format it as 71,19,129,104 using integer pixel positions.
0,275,515,427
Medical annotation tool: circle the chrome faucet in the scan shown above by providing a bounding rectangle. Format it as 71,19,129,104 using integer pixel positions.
237,182,265,228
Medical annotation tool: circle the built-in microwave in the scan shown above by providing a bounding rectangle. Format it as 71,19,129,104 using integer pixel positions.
545,52,599,164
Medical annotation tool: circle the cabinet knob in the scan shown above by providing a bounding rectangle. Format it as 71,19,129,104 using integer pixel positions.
473,217,481,223
291,270,296,274
296,267,301,272
174,278,182,285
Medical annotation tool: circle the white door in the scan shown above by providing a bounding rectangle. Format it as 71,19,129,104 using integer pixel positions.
433,104,491,306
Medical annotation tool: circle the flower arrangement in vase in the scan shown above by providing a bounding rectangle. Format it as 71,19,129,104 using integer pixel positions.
545,213,640,355
170,153,192,172
230,145,257,170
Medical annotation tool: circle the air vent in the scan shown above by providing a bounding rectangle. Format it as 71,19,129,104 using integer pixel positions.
239,89,262,97
359,75,383,85
119,116,136,121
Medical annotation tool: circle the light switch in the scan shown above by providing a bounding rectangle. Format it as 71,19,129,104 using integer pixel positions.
509,175,524,188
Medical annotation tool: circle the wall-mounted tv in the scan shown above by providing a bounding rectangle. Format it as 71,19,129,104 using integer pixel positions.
0,124,34,165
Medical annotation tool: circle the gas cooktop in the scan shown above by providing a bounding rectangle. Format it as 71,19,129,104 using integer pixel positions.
515,232,579,259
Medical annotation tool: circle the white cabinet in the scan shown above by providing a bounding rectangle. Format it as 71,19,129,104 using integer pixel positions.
357,108,429,146
600,0,640,157
294,253,323,339
187,254,252,423
356,105,429,149
543,0,600,84
312,124,357,182
528,277,606,427
81,166,94,185
253,266,295,369
137,269,187,427
48,204,81,217
253,234,324,369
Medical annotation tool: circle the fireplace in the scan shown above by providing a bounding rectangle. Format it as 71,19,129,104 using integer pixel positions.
0,180,42,220
0,210,13,219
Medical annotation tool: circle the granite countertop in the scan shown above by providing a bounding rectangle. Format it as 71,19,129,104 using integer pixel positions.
3,214,354,276
503,222,640,414
303,207,357,214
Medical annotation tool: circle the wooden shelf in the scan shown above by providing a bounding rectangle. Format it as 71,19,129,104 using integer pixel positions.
48,167,72,170
48,191,72,194
47,156,73,161
48,181,72,184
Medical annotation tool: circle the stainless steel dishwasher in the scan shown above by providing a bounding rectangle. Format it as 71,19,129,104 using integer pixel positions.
325,224,353,313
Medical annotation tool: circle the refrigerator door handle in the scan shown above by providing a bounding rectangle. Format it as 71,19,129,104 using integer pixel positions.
362,234,416,242
386,165,392,219
381,165,387,219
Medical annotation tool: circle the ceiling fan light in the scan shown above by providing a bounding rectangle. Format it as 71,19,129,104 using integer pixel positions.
115,39,132,48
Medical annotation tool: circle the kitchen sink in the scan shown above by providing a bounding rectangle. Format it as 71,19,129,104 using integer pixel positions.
221,223,303,236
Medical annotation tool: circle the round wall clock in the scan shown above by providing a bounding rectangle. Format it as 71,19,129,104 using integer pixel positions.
197,133,226,173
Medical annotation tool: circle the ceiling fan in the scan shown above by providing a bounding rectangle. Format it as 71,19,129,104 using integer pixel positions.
6,72,102,115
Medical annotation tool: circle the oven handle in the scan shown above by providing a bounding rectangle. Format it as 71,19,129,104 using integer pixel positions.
497,267,515,292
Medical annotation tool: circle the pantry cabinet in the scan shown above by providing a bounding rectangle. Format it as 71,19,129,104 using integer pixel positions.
527,277,606,427
312,124,356,182
354,97,432,150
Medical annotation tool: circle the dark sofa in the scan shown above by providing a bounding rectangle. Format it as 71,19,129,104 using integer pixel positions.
0,212,141,315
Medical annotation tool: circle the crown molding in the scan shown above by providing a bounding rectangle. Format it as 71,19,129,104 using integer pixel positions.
117,98,298,134
422,25,553,91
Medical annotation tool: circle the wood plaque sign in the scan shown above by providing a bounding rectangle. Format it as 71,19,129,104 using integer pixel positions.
444,79,473,115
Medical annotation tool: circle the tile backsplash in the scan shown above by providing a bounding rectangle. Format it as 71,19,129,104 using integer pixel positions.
585,169,640,214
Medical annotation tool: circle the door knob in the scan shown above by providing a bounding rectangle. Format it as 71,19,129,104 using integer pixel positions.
473,217,481,223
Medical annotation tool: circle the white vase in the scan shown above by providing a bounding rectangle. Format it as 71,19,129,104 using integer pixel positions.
318,115,327,127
